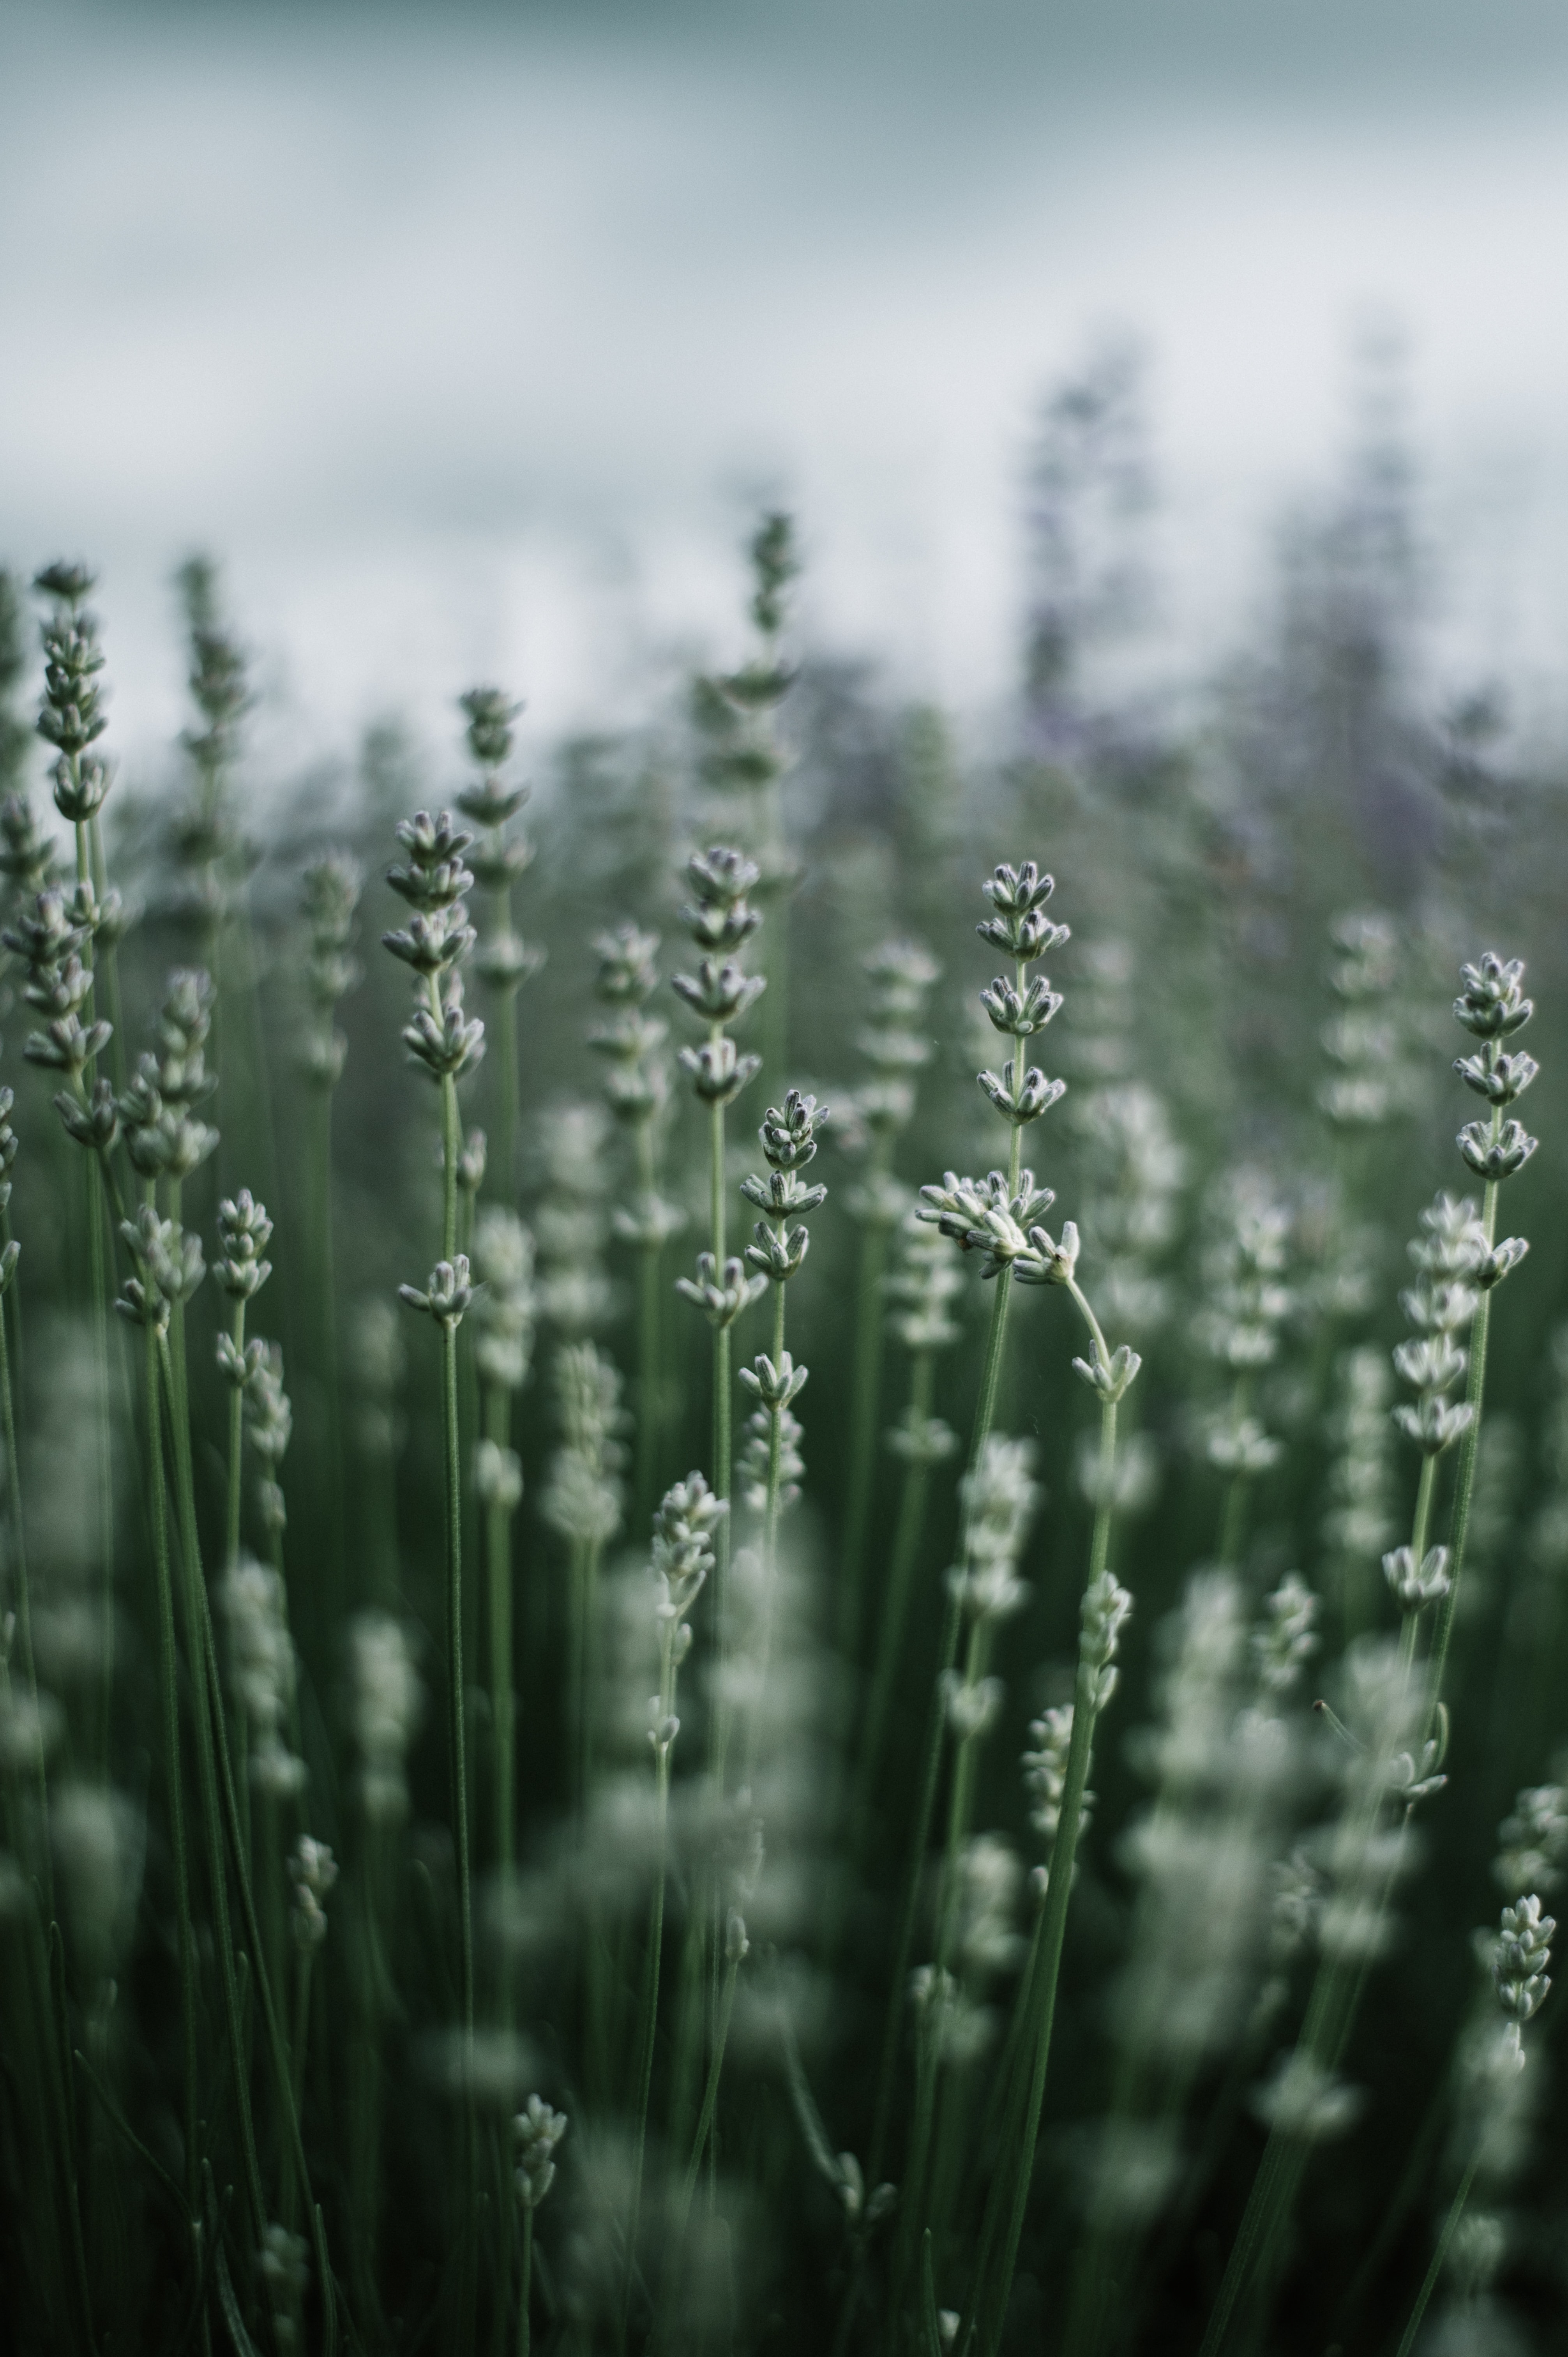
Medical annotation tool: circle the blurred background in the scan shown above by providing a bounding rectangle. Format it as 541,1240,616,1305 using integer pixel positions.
7,0,1568,775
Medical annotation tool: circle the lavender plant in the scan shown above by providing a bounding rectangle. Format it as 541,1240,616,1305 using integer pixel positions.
0,526,1562,2357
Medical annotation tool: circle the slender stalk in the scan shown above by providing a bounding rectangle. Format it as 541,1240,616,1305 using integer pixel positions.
707,1075,733,1785
154,1318,269,2259
966,1284,1117,2354
838,1184,893,1659
225,1297,246,1569
1425,1169,1499,1724
634,1114,663,1529
1393,2149,1481,2357
623,1702,674,2337
0,1268,49,1903
145,1312,200,2218
517,2206,534,2357
857,1349,937,1811
484,1380,516,1922
868,1163,1019,2193
442,1321,475,2047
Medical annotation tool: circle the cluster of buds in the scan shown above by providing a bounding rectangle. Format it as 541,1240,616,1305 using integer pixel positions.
1319,911,1410,1129
1321,1347,1397,1570
107,968,221,1180
0,1089,16,1221
471,1207,537,1391
1022,1707,1084,1848
298,851,363,1088
219,1557,305,1797
1081,1566,1134,1714
513,2094,568,2212
883,1217,962,1465
6,887,111,1092
742,1090,828,1292
0,573,32,807
672,846,765,1111
288,1834,338,1952
1382,1540,1451,1612
348,1610,423,1825
839,939,941,1228
1252,1571,1319,1700
383,809,485,1084
949,1436,1038,1624
540,1342,626,1550
530,1103,612,1336
169,559,251,924
1197,1180,1293,1373
1453,952,1538,1183
1070,1081,1186,1339
117,1204,204,1333
35,563,113,829
676,1250,766,1333
973,862,1070,1133
215,1189,273,1300
738,1397,805,1514
1495,1784,1568,1899
690,514,800,896
1491,1894,1554,2052
1390,1192,1494,1458
399,1257,474,1331
646,1472,726,1757
456,687,545,999
917,1167,1077,1288
242,1339,293,1538
954,1832,1026,1982
0,790,54,910
590,923,682,1251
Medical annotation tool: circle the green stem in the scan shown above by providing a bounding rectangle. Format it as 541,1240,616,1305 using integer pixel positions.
518,2203,534,2357
1425,1173,1499,1726
624,1734,673,2340
868,1251,1017,2193
634,1115,663,1529
145,1312,200,2219
485,1381,516,1934
838,1196,893,1661
1393,2148,1481,2357
155,1320,270,2259
442,1322,475,2048
969,1345,1117,2357
857,1350,937,1814
159,1319,339,2351
707,1077,734,1788
226,1299,246,1569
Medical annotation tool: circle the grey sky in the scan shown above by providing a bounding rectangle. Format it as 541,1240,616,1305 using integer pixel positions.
4,1,1568,769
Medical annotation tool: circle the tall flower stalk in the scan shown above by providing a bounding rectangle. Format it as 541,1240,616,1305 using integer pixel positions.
457,688,543,1204
386,802,486,2314
738,1085,829,1722
672,846,766,1780
693,515,799,1095
837,939,940,1663
869,858,1069,2187
1195,960,1537,2357
297,850,363,1625
623,1474,724,2330
591,921,682,1526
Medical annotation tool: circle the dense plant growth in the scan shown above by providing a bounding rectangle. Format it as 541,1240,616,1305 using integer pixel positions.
0,451,1564,2357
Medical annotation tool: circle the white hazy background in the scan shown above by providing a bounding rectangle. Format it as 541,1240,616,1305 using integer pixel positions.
4,0,1568,774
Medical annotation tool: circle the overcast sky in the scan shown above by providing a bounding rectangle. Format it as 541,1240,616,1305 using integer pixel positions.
4,0,1568,772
